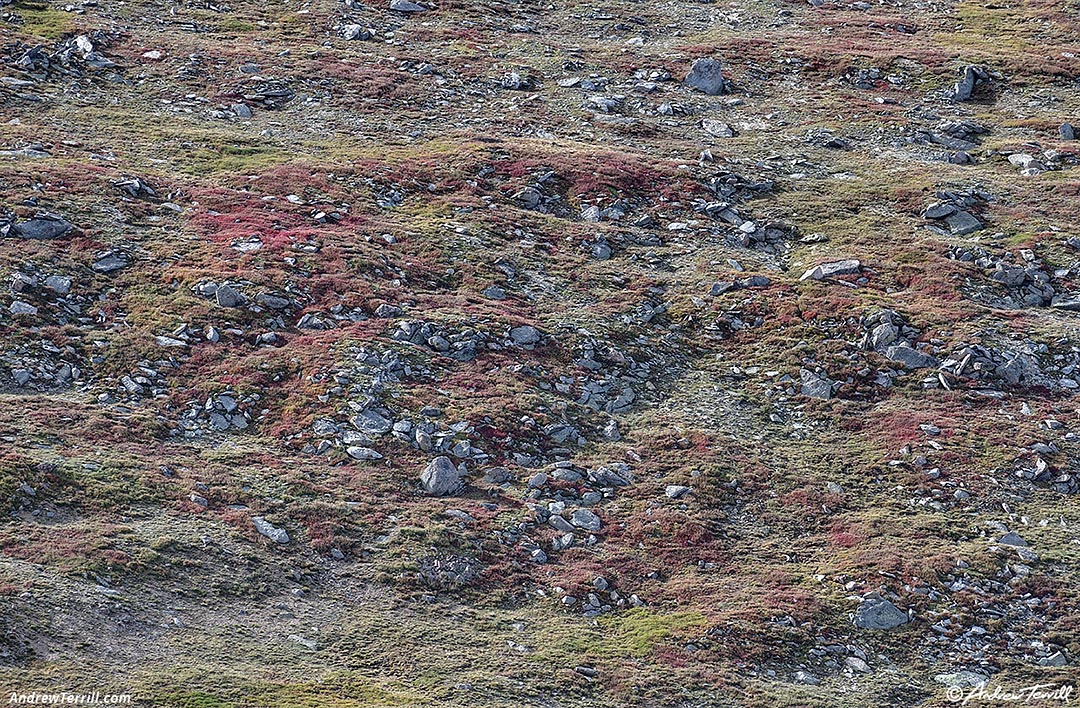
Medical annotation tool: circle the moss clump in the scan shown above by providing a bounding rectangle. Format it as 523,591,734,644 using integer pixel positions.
12,0,75,39
573,608,709,659
182,144,292,176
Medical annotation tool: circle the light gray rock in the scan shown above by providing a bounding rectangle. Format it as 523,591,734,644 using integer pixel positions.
353,410,393,435
252,516,290,544
886,344,939,369
215,284,244,308
346,446,383,460
944,210,982,235
852,596,909,629
570,508,602,531
684,58,727,95
390,0,425,11
800,259,861,281
420,456,463,496
999,531,1027,547
800,369,834,399
510,325,542,346
665,485,691,499
9,300,37,316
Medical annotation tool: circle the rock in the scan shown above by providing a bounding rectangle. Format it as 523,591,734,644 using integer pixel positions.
935,671,990,689
256,293,291,310
420,456,463,496
252,516,290,544
949,65,990,102
232,103,253,118
1039,651,1068,667
800,369,834,400
570,508,602,531
800,259,861,281
701,120,735,138
527,472,549,488
509,325,542,346
92,252,130,273
3,215,73,240
346,446,383,460
665,485,691,499
684,58,727,95
792,671,820,686
342,24,372,40
353,410,393,435
943,210,982,235
9,300,38,316
390,0,426,11
601,419,621,441
852,596,909,630
483,285,507,300
885,344,939,369
1060,123,1076,141
215,284,244,308
44,275,71,295
998,531,1027,547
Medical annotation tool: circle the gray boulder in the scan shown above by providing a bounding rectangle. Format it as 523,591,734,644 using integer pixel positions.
949,65,990,102
570,508,602,531
252,516,290,544
421,456,463,496
215,284,244,308
684,58,727,95
510,325,542,346
800,259,861,281
853,595,909,630
5,215,74,240
800,369,834,399
886,344,939,369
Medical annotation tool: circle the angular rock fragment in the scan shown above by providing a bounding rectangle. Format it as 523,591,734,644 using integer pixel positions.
800,259,861,281
853,595,909,629
420,456,463,496
684,58,727,95
252,516,290,544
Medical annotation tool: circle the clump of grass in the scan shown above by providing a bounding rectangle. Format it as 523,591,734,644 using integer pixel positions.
11,0,75,39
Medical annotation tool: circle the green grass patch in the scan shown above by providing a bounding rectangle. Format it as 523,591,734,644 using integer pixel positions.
12,0,75,39
569,608,708,659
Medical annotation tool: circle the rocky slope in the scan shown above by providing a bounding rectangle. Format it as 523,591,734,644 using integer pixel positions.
1,0,1079,705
